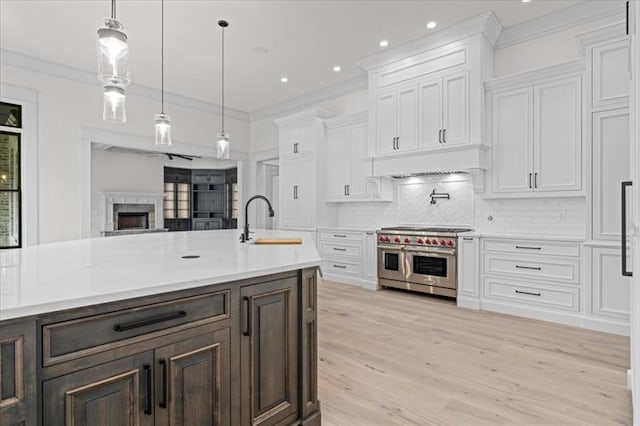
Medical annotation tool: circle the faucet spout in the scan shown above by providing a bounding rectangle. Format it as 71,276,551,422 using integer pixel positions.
241,195,275,243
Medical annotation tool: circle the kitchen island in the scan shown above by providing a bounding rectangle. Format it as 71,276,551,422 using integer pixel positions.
0,230,321,426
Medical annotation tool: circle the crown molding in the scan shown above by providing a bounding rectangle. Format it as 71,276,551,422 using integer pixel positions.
325,111,368,129
356,12,502,72
0,49,250,122
250,75,368,122
273,108,338,127
575,21,628,56
484,59,586,93
495,1,624,50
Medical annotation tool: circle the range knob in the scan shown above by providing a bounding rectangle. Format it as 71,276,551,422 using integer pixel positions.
394,237,401,243
379,236,385,242
431,239,438,245
440,240,446,246
447,240,454,246
404,238,410,244
384,237,390,242
417,239,423,244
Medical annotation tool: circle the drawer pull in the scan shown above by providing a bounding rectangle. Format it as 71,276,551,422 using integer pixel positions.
515,245,542,250
333,234,347,238
462,237,473,241
515,290,542,297
333,264,347,269
113,310,187,332
242,297,251,337
143,364,153,415
159,359,168,409
333,248,347,251
515,265,542,271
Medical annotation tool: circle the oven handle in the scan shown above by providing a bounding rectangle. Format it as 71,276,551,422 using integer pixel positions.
405,247,456,256
378,244,405,251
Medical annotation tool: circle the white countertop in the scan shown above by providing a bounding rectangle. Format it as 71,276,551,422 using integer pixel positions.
465,231,585,242
0,229,320,321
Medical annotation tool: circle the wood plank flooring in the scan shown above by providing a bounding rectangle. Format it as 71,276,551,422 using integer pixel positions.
317,280,632,425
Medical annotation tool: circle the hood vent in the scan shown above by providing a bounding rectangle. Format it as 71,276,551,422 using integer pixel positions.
391,171,465,179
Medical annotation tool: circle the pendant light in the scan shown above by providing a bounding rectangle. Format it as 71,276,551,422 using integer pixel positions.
216,20,230,159
98,0,129,123
155,0,172,146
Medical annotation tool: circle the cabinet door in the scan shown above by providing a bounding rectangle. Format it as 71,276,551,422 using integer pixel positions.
593,109,630,240
43,351,155,426
592,40,630,108
278,159,298,228
376,91,396,154
442,72,469,145
240,277,299,426
296,156,316,228
326,127,348,201
491,87,534,193
533,76,582,192
396,85,418,152
457,237,478,298
591,246,631,321
347,122,368,199
155,329,231,426
418,77,442,149
297,122,316,157
279,125,299,158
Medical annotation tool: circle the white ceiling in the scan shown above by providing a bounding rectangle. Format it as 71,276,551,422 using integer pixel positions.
1,0,588,113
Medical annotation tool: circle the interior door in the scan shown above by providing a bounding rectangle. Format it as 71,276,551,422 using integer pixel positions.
396,85,418,152
491,87,534,193
326,127,348,200
533,76,582,192
376,91,396,154
442,71,469,145
418,77,442,149
347,122,368,199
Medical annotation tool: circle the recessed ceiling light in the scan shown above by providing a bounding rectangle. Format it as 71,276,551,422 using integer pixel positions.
426,21,437,29
252,46,269,55
333,65,341,72
280,77,288,83
521,0,531,2
379,40,389,47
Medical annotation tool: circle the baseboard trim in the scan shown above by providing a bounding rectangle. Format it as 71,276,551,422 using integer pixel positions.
321,273,378,291
628,369,633,391
457,297,481,310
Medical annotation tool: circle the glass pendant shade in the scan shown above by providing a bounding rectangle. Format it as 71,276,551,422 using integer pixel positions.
216,132,230,159
155,113,172,146
97,17,130,85
103,85,126,123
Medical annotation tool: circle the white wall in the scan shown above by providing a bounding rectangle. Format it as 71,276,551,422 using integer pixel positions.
0,57,250,244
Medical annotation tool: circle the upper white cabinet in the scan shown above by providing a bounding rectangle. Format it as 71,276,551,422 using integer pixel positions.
279,122,316,159
375,85,418,154
488,67,583,196
592,39,630,108
326,113,392,203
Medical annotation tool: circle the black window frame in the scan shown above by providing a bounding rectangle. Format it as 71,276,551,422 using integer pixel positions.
0,101,23,129
0,130,21,249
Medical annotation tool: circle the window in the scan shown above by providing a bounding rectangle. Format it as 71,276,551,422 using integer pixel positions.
0,102,22,128
0,131,21,248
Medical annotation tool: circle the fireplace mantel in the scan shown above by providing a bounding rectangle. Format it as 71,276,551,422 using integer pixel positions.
100,191,165,233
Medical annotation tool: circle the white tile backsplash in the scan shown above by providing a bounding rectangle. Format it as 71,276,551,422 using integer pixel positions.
336,174,587,237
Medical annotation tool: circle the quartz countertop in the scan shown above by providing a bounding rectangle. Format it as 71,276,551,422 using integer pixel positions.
0,229,320,321
464,231,585,242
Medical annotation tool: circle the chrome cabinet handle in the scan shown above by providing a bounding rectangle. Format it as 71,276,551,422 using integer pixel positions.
515,290,541,297
515,265,542,271
622,181,633,277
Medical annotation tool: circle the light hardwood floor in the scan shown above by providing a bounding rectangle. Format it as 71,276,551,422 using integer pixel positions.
317,280,632,425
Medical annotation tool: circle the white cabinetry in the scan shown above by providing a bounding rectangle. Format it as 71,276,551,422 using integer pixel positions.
279,157,315,229
326,113,392,203
375,85,418,154
457,236,479,309
592,39,630,108
317,229,377,290
590,245,631,322
489,69,583,195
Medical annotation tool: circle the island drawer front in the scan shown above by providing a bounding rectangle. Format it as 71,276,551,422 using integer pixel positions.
484,277,579,312
483,253,579,284
318,230,364,243
483,239,580,257
319,242,362,258
43,290,229,366
321,260,363,277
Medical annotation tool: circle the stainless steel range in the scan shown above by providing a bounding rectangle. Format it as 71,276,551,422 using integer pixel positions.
377,226,472,298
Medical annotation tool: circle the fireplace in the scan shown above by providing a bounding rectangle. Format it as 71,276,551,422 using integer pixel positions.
116,212,149,230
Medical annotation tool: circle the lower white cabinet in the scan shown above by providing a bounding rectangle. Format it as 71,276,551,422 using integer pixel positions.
589,245,631,322
317,228,378,290
457,236,479,307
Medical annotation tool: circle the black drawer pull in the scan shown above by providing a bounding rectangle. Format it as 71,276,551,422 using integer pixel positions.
462,237,473,241
515,290,542,297
242,297,251,337
333,264,347,269
113,310,187,332
143,364,153,415
333,234,347,238
333,248,347,251
159,359,168,409
515,265,542,271
515,245,542,250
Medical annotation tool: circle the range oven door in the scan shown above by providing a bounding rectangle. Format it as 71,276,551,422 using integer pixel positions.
405,247,457,290
378,245,406,282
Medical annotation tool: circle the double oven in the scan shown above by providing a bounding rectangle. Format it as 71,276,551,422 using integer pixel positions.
377,227,471,298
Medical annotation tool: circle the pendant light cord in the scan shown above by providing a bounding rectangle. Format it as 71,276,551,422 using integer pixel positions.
111,0,116,19
221,25,225,133
161,0,165,114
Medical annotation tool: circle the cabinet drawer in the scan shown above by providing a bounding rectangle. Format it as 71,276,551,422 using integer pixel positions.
322,260,363,277
484,277,579,312
43,290,229,366
319,242,362,258
483,239,580,257
484,253,579,284
318,230,364,243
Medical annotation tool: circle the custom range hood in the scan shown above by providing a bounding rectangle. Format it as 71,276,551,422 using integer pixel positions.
370,143,488,193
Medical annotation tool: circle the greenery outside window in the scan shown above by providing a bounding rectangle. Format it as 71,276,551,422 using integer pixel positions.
0,131,21,248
